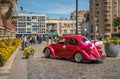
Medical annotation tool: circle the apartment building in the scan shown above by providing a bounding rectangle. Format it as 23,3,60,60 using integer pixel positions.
90,0,120,38
16,13,46,37
46,18,76,36
70,10,89,35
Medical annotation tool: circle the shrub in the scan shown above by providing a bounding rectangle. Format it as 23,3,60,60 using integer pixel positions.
30,47,35,54
23,47,30,58
23,47,36,58
103,36,120,44
0,38,21,65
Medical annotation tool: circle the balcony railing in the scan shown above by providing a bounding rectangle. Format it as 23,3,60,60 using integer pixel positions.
32,25,37,27
18,19,26,21
27,31,31,34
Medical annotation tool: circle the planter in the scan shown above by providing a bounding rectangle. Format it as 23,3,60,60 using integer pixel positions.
105,44,120,57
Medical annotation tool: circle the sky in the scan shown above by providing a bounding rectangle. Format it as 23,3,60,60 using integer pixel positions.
17,0,89,19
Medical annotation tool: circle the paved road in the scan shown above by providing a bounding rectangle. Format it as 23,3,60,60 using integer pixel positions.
26,42,120,79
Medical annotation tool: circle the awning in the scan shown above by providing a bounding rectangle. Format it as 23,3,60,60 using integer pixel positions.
46,31,58,37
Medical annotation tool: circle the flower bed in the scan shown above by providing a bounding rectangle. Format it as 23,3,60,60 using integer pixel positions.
0,38,21,65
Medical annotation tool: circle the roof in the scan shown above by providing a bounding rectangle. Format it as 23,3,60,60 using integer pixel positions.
62,35,86,40
18,13,46,16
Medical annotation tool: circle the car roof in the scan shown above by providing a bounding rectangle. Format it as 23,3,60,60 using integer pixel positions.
62,35,86,40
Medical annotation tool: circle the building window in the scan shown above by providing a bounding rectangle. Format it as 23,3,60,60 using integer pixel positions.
96,3,99,6
27,29,31,33
64,30,67,33
90,29,94,33
32,16,37,19
27,17,31,21
71,30,73,33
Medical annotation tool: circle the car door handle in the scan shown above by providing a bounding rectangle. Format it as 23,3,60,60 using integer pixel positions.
63,45,66,48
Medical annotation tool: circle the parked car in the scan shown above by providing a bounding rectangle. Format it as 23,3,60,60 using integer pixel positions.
43,35,105,63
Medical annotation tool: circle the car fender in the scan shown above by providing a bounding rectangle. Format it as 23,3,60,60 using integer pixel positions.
43,46,56,56
81,50,91,60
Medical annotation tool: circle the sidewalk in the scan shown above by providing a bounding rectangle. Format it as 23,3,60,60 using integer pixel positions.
0,45,21,79
8,45,27,79
8,41,47,79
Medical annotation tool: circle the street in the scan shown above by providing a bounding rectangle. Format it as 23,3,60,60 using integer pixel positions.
27,42,120,79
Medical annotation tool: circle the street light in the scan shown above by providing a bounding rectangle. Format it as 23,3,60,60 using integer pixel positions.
94,18,97,39
76,0,78,35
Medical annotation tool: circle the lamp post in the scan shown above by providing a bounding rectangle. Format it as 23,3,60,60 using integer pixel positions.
94,18,97,39
76,0,78,35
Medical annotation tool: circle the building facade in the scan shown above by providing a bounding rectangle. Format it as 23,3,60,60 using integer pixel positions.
0,0,17,38
16,13,46,37
70,10,89,35
90,0,120,38
46,18,76,36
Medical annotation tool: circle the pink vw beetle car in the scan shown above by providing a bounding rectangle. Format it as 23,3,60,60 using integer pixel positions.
43,35,105,63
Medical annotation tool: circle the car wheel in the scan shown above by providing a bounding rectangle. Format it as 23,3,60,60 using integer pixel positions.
74,53,84,63
44,48,51,58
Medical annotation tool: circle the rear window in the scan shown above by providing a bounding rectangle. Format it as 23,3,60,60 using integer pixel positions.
82,38,90,44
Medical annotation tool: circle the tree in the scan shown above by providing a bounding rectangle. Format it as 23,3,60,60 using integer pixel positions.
113,17,120,27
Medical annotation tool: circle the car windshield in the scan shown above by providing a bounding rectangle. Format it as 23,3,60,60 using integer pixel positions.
82,38,91,44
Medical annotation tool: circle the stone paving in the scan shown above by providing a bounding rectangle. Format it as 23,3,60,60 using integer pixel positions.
8,45,27,79
27,58,120,79
1,41,120,79
26,42,120,79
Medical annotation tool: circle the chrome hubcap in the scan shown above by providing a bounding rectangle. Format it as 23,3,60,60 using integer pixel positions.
75,53,81,62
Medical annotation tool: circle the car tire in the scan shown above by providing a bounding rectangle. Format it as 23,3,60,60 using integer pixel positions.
44,48,51,58
74,53,84,63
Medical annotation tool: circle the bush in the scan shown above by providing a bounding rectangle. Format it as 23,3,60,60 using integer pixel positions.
103,36,120,44
23,47,35,58
23,47,30,58
0,38,21,65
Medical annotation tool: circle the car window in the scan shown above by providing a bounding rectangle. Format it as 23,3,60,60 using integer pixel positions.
68,38,78,45
82,38,91,44
57,38,66,44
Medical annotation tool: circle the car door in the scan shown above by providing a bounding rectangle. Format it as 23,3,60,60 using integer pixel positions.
66,38,78,58
54,38,67,57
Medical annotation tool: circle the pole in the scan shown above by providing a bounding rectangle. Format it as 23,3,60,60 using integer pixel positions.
76,0,78,35
94,18,97,39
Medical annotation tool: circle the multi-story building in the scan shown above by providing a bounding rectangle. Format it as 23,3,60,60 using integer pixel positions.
46,18,76,36
90,0,120,38
70,10,89,35
16,13,46,37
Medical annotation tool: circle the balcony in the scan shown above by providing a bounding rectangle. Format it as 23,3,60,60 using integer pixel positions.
27,31,31,34
38,19,45,21
27,19,31,21
32,25,37,27
18,19,26,21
